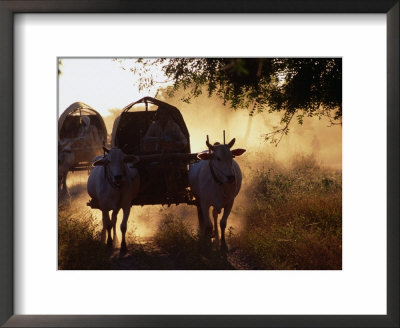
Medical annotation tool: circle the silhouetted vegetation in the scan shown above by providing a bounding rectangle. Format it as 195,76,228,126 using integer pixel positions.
120,58,341,143
58,205,111,270
153,214,235,269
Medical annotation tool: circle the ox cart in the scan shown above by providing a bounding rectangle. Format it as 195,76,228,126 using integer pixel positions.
58,102,108,172
111,97,199,206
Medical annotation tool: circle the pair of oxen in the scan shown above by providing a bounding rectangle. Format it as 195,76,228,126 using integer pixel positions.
65,138,246,254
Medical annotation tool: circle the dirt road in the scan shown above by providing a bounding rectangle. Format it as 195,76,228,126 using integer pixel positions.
109,237,255,270
60,172,255,270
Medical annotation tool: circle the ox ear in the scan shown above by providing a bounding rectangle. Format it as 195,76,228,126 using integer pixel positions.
93,158,109,166
197,151,212,160
102,146,110,153
124,155,140,164
227,138,236,148
231,148,246,157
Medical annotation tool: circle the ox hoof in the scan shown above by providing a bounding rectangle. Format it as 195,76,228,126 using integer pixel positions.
220,243,228,256
120,243,128,255
205,226,213,238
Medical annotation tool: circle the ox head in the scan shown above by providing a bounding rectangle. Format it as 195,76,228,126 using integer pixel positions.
58,139,73,165
93,147,140,187
198,137,246,184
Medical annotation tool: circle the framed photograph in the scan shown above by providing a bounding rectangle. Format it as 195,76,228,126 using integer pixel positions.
1,1,398,327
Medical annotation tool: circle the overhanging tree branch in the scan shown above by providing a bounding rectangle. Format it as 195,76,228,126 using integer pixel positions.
118,58,342,143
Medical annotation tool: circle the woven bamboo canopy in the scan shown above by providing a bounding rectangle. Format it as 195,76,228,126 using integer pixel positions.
58,102,107,142
111,97,190,154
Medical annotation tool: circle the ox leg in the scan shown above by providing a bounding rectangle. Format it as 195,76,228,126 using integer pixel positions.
200,203,213,239
111,209,119,247
198,203,213,251
212,207,219,241
120,206,131,254
196,203,212,254
58,181,63,198
100,213,107,244
212,207,220,252
102,210,113,247
196,204,204,234
220,202,233,255
62,172,69,196
59,175,65,197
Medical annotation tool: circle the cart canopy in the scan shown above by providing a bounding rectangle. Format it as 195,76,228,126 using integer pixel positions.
58,102,107,143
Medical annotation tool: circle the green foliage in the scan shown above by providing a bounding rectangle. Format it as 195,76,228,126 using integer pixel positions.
58,59,63,76
122,58,341,144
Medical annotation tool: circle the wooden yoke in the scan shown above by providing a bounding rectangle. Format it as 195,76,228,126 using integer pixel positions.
136,152,199,164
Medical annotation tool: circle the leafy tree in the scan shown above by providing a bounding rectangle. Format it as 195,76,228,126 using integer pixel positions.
58,59,63,76
119,58,342,144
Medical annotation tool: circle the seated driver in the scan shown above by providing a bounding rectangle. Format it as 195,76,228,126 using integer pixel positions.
143,106,187,153
77,116,103,156
143,106,188,201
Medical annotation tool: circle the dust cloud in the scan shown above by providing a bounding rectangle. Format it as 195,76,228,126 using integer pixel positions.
157,91,340,236
101,91,341,167
64,92,341,240
158,91,341,168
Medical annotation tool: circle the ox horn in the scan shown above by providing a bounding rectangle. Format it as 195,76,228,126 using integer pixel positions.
121,144,128,153
227,138,236,148
206,135,214,151
223,130,226,144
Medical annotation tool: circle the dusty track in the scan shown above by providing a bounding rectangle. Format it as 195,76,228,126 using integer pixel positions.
60,172,254,270
109,237,255,270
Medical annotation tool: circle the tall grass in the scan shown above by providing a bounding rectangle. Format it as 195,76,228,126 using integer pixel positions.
58,155,342,270
58,204,111,270
236,154,342,269
154,214,235,269
152,155,342,270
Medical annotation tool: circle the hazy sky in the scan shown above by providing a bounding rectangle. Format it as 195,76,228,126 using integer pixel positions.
58,58,341,167
58,58,164,116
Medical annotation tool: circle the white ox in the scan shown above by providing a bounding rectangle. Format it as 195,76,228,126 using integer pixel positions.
58,139,75,196
87,147,140,253
189,138,246,253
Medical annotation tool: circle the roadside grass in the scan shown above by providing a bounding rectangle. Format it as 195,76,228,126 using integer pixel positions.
154,214,235,269
152,154,341,270
58,155,341,270
236,154,342,269
58,203,112,270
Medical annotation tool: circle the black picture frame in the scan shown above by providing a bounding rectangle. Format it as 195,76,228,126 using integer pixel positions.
0,1,398,327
